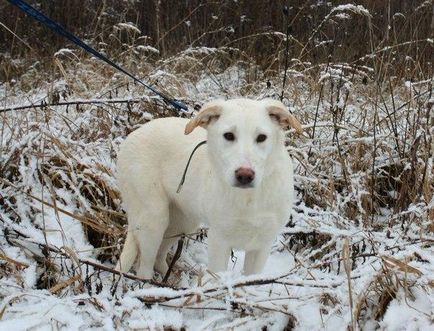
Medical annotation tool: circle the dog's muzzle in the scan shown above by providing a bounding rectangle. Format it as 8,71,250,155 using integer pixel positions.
234,167,255,188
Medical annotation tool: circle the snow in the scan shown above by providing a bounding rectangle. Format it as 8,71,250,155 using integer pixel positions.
331,4,371,17
114,22,141,34
135,45,160,54
54,48,77,58
380,287,433,331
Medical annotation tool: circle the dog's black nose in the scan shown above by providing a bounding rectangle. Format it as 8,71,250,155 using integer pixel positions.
235,167,255,186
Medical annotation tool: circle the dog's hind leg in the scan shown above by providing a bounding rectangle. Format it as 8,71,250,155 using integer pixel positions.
154,205,192,276
116,230,137,275
134,201,170,279
154,237,176,276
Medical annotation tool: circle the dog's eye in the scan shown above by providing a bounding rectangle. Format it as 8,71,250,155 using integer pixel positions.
223,132,235,141
256,134,267,143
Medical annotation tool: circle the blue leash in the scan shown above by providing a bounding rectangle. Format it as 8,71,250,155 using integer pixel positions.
7,0,189,113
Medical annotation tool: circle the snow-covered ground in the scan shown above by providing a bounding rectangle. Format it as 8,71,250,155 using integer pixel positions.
1,44,433,330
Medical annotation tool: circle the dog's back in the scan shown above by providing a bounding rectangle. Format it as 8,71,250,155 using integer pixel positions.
117,117,206,201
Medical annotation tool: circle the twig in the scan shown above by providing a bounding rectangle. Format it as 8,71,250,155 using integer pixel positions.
308,55,331,157
163,236,184,283
79,258,174,288
0,253,29,269
343,237,355,331
280,5,291,101
0,22,33,50
135,274,341,304
0,97,153,114
49,274,81,294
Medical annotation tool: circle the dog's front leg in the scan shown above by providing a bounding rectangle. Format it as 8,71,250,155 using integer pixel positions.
244,247,270,275
207,232,231,273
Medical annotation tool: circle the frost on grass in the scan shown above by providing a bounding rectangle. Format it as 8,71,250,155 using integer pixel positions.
1,22,434,331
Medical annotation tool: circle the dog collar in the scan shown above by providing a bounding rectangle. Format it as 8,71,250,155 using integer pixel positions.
176,140,207,193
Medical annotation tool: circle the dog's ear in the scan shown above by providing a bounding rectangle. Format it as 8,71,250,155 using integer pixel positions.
185,101,223,135
265,99,303,134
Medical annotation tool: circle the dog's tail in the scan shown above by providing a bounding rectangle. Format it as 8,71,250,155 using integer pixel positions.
115,231,137,275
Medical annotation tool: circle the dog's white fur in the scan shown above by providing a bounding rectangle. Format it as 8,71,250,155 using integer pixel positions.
116,98,302,278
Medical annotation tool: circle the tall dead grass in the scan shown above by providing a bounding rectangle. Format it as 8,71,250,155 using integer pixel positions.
1,0,433,81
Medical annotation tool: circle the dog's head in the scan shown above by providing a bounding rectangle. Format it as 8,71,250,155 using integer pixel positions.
185,99,302,189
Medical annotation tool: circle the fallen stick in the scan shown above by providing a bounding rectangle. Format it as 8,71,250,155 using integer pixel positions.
0,97,152,113
134,273,342,304
0,253,29,269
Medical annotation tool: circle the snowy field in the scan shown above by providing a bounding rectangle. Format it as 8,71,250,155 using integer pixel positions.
1,4,434,330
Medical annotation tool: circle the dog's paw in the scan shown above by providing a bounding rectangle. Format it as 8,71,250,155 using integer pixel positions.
193,267,243,288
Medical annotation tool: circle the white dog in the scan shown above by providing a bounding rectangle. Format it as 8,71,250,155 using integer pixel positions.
116,98,302,279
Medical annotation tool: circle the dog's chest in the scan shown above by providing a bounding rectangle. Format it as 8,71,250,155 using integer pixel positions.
203,192,286,247
226,213,278,245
